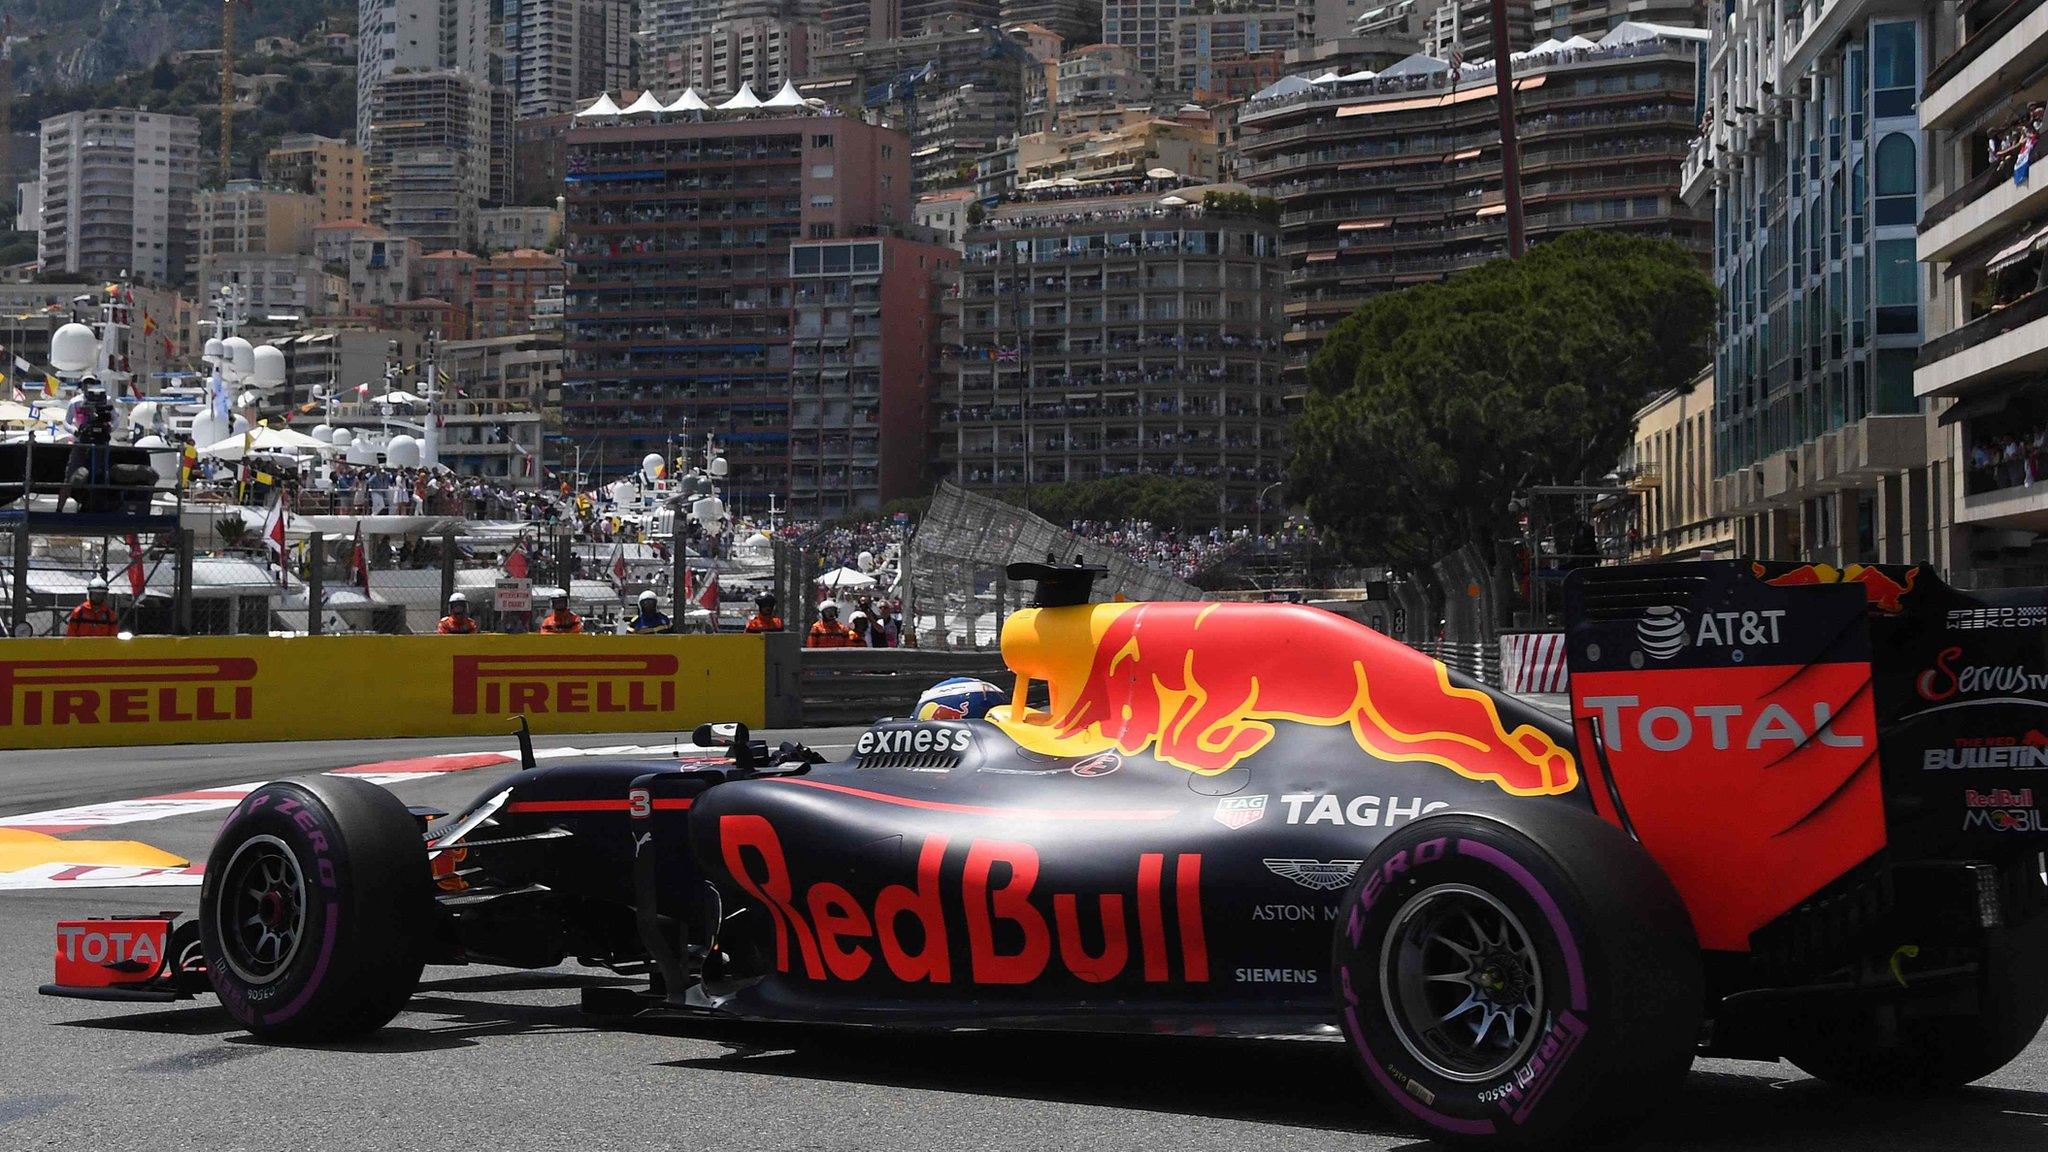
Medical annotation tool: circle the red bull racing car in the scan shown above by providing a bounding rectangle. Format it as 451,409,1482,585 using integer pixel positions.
41,561,2048,1147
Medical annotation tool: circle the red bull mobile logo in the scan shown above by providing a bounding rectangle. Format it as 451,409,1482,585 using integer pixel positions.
452,654,679,716
993,602,1577,797
0,657,257,727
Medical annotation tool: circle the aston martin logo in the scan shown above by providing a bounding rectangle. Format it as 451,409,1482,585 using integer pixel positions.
1263,858,1365,892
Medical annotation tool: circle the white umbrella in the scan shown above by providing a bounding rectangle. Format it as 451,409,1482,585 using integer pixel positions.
1145,167,1177,179
1158,194,1190,207
815,566,878,591
1054,176,1082,188
200,426,335,460
377,391,428,406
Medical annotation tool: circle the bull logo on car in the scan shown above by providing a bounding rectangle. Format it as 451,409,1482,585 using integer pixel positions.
993,602,1577,796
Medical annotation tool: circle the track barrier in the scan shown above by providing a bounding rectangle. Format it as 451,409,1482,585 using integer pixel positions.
0,633,799,750
1498,631,1570,694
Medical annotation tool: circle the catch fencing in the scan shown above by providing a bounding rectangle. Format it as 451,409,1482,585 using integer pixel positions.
900,482,1204,649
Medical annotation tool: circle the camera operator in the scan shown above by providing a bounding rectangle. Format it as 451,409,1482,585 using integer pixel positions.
57,378,116,513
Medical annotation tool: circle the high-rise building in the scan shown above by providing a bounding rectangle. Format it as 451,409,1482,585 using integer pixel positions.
36,109,200,286
197,182,321,259
1170,12,1295,99
1423,0,1531,57
946,189,1290,523
420,332,557,485
1680,0,1947,568
504,0,635,119
1102,0,1190,81
638,0,719,79
198,253,350,318
266,135,371,225
561,109,916,503
474,247,569,336
1240,25,1707,376
788,235,959,515
806,14,1023,190
1907,0,2043,581
1531,0,1702,43
366,69,495,251
666,16,812,100
1000,0,1099,52
356,0,493,142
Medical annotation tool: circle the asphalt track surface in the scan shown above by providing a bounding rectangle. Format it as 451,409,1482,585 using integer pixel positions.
3,729,2048,1151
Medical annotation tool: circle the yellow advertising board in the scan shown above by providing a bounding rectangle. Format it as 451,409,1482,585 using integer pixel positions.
0,634,768,750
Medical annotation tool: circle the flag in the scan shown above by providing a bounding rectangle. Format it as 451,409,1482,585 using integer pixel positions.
161,336,174,358
504,539,529,580
350,522,371,596
695,567,719,612
11,355,29,376
260,495,290,586
609,542,628,587
995,345,1019,363
2019,130,2037,186
124,534,146,597
682,564,694,605
44,374,59,398
178,442,198,488
143,313,158,337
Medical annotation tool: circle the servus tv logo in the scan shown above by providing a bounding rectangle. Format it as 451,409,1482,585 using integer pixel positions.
451,654,680,716
0,658,257,727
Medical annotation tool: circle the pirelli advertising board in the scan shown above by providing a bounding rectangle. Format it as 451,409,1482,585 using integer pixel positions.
0,635,769,750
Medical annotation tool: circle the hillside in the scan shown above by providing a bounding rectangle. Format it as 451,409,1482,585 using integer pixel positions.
7,0,350,90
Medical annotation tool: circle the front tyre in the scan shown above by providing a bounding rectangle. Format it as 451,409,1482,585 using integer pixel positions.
199,775,431,1041
1332,810,1702,1147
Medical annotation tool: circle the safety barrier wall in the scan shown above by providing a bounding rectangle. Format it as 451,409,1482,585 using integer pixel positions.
798,649,1016,727
1498,632,1570,695
0,634,781,750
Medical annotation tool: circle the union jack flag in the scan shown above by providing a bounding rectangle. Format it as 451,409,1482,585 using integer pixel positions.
995,345,1019,363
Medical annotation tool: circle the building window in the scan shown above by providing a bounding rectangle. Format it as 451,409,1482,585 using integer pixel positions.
1873,134,1916,226
1871,22,1917,119
1874,237,1918,334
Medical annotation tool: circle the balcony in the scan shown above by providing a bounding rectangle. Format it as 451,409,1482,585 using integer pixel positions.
1922,0,2048,130
1919,160,2048,267
1916,286,2048,398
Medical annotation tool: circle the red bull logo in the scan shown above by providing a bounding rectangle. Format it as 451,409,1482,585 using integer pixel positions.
0,658,256,727
451,654,679,716
1754,562,1917,614
995,602,1577,797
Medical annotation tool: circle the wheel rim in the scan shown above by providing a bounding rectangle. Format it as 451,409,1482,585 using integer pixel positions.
215,834,309,986
1378,883,1546,1083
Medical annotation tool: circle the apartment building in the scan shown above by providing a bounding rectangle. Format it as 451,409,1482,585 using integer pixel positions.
198,253,351,319
666,16,812,101
806,15,1022,190
788,235,958,515
1171,11,1297,100
197,183,321,260
1679,0,1948,568
365,69,495,251
475,248,569,337
1616,367,1733,561
266,135,371,224
36,109,200,285
1241,25,1708,375
1913,0,2048,584
355,0,493,142
1424,0,1532,56
947,189,1290,523
1001,0,1099,51
560,110,914,502
503,0,634,119
477,205,563,251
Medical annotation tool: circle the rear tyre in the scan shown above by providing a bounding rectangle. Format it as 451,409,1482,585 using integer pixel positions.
1332,809,1703,1147
199,775,431,1041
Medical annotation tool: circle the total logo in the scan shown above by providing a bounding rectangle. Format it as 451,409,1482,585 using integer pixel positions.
1635,607,1785,661
1578,695,1866,752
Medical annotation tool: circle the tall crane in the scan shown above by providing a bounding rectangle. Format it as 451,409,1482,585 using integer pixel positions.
219,0,238,183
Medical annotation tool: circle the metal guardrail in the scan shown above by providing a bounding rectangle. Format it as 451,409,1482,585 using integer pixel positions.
1413,639,1503,689
797,649,1019,726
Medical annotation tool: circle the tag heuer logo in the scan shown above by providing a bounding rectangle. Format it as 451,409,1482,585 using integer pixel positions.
1264,858,1365,891
1214,794,1268,829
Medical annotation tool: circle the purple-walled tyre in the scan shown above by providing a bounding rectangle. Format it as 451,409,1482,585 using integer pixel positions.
199,775,431,1041
1332,811,1702,1148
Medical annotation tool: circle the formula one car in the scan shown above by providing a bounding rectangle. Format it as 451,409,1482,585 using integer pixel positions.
42,561,2048,1147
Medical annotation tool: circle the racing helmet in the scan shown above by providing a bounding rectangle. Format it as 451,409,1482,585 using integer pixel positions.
916,676,1009,721
639,589,659,604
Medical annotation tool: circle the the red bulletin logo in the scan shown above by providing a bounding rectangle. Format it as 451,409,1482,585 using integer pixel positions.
0,658,256,727
451,654,680,716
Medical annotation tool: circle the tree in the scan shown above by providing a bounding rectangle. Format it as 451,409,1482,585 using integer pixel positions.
1288,231,1714,581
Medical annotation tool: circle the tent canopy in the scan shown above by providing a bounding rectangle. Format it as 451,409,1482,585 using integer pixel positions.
763,79,807,107
620,90,668,115
668,88,711,111
1380,53,1449,77
815,566,877,590
718,84,763,110
200,426,334,460
575,92,623,118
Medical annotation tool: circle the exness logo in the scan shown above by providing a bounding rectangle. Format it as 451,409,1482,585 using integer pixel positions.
451,654,680,715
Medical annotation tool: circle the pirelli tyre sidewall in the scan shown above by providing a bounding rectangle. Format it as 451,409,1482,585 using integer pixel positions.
199,775,430,1041
1332,810,1702,1147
